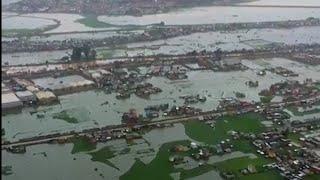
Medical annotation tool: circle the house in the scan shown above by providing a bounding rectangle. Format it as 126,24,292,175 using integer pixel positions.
15,90,36,103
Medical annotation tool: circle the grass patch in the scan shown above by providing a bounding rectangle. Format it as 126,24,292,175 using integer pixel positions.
286,106,320,116
119,147,131,155
52,110,78,123
287,133,301,144
120,140,194,180
214,156,279,180
305,174,320,180
232,139,257,153
184,113,266,145
76,14,114,28
71,136,96,154
179,164,216,179
88,146,119,170
238,170,283,180
98,49,116,59
260,96,274,104
315,82,320,90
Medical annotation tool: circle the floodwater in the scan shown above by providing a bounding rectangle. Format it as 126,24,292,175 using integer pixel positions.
241,0,320,6
3,58,318,142
2,0,21,6
1,123,199,180
126,26,320,56
98,6,320,26
2,5,320,33
2,50,69,65
3,26,320,66
28,30,144,42
22,13,117,33
2,16,57,30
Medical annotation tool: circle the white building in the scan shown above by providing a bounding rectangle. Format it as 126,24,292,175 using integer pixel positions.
2,93,23,109
15,90,36,103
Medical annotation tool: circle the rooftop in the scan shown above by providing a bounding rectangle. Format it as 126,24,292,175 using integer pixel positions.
15,90,34,98
32,75,95,91
35,91,56,100
2,92,22,104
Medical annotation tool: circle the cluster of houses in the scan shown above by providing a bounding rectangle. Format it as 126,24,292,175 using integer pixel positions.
217,97,255,113
252,131,320,179
259,79,320,102
149,64,188,80
2,74,97,111
266,66,299,77
179,94,207,104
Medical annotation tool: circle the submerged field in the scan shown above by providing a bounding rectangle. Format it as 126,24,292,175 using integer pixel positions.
184,113,266,145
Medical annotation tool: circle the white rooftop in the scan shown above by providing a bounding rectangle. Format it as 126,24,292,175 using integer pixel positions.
15,90,34,98
32,75,95,90
2,92,21,104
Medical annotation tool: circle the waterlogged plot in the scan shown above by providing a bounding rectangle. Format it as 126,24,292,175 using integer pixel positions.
52,107,90,124
184,113,266,145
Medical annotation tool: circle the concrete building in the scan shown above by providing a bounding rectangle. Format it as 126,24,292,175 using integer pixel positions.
15,90,36,103
35,91,58,105
2,83,11,94
32,75,95,95
2,92,23,109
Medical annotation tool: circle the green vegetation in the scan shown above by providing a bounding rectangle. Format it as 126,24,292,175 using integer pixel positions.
119,147,131,155
71,136,96,154
286,106,320,116
315,82,320,90
121,140,196,180
305,174,320,180
98,49,116,59
214,156,281,180
2,166,13,176
184,113,266,145
53,110,78,123
179,164,216,179
76,15,113,28
121,138,278,180
232,139,256,153
238,170,283,180
120,113,277,179
287,133,302,144
88,146,119,170
260,96,274,104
